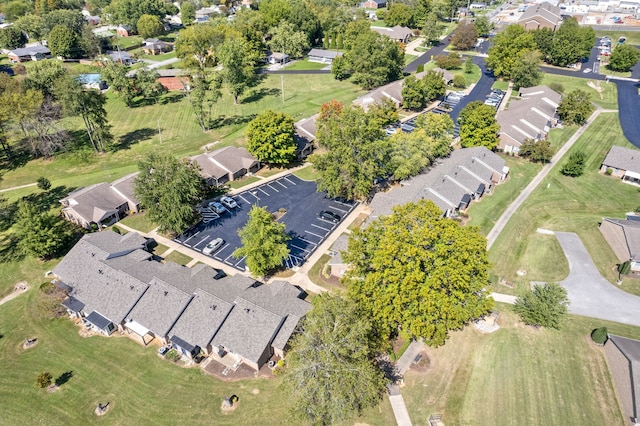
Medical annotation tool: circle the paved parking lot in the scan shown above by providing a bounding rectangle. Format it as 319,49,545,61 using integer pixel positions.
174,174,357,272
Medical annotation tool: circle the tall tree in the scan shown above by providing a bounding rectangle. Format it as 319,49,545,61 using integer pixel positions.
414,111,454,152
232,205,290,277
14,14,47,44
548,18,595,67
217,36,259,104
401,75,425,110
14,200,72,259
422,13,443,46
180,2,196,25
511,50,543,90
343,200,494,345
104,0,173,32
486,24,536,78
267,21,310,59
458,101,500,149
0,26,27,49
246,110,297,165
313,104,391,200
134,152,203,235
47,24,80,58
474,16,491,37
183,73,220,131
22,60,66,98
451,20,478,50
137,14,165,39
384,3,414,27
388,128,449,180
44,9,84,35
135,67,166,104
608,44,640,72
557,90,594,125
282,294,387,426
54,76,112,153
175,24,222,70
531,27,554,62
514,283,569,329
101,61,136,107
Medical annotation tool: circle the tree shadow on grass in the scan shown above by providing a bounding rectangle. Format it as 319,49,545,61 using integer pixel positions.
112,128,157,152
242,88,280,104
55,371,73,387
0,146,30,172
21,186,76,213
0,233,25,263
159,92,184,105
209,114,257,130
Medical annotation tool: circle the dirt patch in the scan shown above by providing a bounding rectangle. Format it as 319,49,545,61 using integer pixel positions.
46,384,60,393
22,337,39,350
94,402,112,416
202,357,275,382
251,388,260,395
409,350,432,373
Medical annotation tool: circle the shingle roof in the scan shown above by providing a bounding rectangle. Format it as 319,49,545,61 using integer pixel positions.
602,146,640,174
607,334,640,419
111,172,140,207
329,234,350,266
295,115,318,140
517,1,562,26
370,25,412,41
601,218,640,261
308,49,343,60
192,146,259,180
9,45,51,57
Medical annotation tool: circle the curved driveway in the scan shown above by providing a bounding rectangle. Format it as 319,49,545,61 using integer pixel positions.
555,232,640,327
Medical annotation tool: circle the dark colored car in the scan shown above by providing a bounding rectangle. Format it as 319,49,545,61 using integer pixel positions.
318,210,341,223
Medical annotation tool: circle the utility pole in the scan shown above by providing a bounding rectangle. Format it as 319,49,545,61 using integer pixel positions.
158,119,163,143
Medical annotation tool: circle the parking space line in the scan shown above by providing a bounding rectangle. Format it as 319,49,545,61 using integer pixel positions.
274,180,287,189
234,256,246,267
223,253,235,264
318,218,338,226
311,223,331,233
298,237,319,247
217,243,230,253
334,200,354,208
238,194,251,204
291,243,312,253
304,230,325,240
283,176,297,185
256,187,270,196
183,231,201,244
329,205,349,214
267,183,279,192
193,236,209,248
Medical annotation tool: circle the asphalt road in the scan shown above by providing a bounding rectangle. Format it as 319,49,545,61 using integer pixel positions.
449,56,496,122
404,30,455,73
174,175,356,272
616,80,640,146
555,232,640,327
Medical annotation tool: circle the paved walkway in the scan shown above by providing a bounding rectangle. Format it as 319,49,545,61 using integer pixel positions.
490,292,517,304
0,182,36,193
386,340,425,426
0,283,29,306
555,232,640,327
404,37,426,56
486,108,610,249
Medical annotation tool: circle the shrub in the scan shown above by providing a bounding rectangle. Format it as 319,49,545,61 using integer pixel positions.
590,327,608,345
549,82,564,93
452,75,466,88
36,177,51,191
560,151,586,177
165,349,181,362
434,53,462,70
606,167,613,175
416,64,424,73
36,372,53,389
514,282,569,329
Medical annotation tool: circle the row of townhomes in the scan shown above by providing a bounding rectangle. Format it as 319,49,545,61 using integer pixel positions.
53,231,311,371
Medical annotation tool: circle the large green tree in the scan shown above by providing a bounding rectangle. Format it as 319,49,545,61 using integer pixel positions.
384,3,414,27
458,101,500,149
175,24,223,70
44,9,84,35
47,24,80,58
422,13,444,46
282,294,387,426
23,60,66,98
511,50,543,90
312,103,391,200
0,26,27,49
216,36,259,104
136,14,165,39
267,21,310,59
134,152,203,235
557,90,594,125
232,205,290,277
402,70,446,110
14,200,72,259
184,73,220,131
388,128,450,180
451,20,477,50
180,1,196,25
514,283,569,329
414,111,454,151
246,110,296,165
343,200,494,345
105,0,173,32
101,62,136,107
608,44,640,72
14,14,47,44
548,18,595,67
486,24,536,78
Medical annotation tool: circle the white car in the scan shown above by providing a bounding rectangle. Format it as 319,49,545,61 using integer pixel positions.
203,238,224,255
583,68,592,74
220,196,238,209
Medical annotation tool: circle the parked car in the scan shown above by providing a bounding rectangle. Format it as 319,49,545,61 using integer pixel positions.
203,238,224,255
220,196,237,209
318,210,341,223
208,201,228,214
583,68,592,74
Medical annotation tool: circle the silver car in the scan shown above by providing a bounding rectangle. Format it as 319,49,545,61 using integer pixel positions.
203,238,224,255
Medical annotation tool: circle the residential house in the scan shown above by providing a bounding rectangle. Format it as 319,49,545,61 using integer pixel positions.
604,334,640,425
517,1,563,31
84,15,102,25
362,0,387,8
156,68,188,91
108,50,134,65
599,217,640,272
294,115,318,160
117,25,132,37
328,234,350,278
195,6,220,22
53,231,311,370
370,25,413,43
60,172,140,230
601,145,640,185
267,52,289,64
368,147,509,219
7,45,51,63
308,48,343,64
469,2,487,9
192,146,260,187
496,85,561,153
77,73,107,90
142,38,173,55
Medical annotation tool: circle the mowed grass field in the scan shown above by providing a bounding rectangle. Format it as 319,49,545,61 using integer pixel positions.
402,307,639,425
0,74,363,192
0,287,396,426
541,74,618,110
488,112,640,296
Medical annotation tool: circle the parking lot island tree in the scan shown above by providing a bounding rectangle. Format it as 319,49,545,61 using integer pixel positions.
282,293,387,426
246,110,297,165
511,50,543,90
343,200,494,346
134,152,203,235
312,103,391,200
458,101,500,150
233,205,290,277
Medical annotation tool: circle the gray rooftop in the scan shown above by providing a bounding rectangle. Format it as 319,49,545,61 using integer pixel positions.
111,172,140,206
308,49,343,59
370,25,412,41
517,1,562,26
602,146,640,174
329,234,350,266
602,218,640,261
10,45,51,56
192,146,259,179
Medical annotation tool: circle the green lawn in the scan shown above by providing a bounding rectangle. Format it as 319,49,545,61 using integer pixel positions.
293,165,320,181
284,60,329,71
228,176,261,189
492,80,510,91
402,307,639,425
119,212,157,233
466,156,542,235
137,51,177,62
0,286,395,425
164,251,193,266
404,54,418,66
595,30,640,46
488,112,640,296
541,74,618,110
